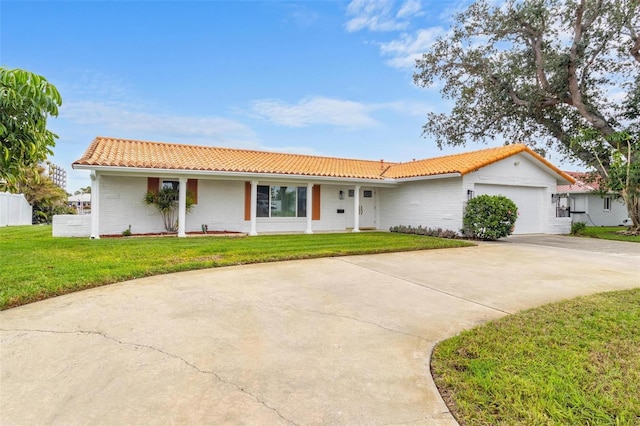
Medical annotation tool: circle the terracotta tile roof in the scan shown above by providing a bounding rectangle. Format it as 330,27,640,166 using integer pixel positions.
73,137,393,180
557,171,601,193
73,137,575,183
384,144,575,182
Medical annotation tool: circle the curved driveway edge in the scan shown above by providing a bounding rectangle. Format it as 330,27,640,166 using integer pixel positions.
2,238,639,425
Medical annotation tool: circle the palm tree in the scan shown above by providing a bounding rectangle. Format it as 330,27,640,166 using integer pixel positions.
144,186,194,232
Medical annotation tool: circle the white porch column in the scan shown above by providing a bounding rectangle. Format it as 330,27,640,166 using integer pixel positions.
305,183,314,234
90,171,100,239
178,176,187,237
249,180,258,236
353,184,361,233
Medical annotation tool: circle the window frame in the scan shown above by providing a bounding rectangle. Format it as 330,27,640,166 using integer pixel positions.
603,196,611,211
256,184,308,218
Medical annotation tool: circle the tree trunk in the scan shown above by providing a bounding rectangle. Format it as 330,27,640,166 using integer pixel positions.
622,190,640,234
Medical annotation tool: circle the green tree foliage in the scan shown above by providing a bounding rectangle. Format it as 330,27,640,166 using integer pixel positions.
144,187,194,232
16,166,75,224
463,195,518,240
74,186,91,195
0,68,62,187
414,0,639,231
414,0,638,159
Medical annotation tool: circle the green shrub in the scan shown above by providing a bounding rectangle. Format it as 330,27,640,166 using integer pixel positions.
571,221,587,235
462,194,518,240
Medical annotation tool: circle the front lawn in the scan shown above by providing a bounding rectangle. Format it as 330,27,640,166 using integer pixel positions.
578,226,640,242
432,288,640,425
0,225,472,310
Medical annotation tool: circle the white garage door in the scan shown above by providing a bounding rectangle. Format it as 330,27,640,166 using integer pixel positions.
474,184,544,234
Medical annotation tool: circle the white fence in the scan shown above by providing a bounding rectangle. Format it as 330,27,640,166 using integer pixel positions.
0,192,32,226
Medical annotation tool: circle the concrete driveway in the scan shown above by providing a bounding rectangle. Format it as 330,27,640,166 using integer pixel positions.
1,237,639,425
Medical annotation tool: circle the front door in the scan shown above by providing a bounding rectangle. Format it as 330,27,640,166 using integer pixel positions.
359,188,376,229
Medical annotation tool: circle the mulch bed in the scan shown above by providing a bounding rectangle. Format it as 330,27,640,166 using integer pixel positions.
101,230,245,238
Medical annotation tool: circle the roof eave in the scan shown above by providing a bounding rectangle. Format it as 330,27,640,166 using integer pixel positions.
72,164,399,186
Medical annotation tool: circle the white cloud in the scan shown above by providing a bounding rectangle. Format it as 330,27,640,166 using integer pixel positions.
379,27,446,69
251,96,379,128
396,0,422,19
345,0,423,32
60,100,258,147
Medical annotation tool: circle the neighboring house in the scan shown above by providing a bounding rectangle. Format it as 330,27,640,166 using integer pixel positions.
67,193,91,214
64,137,575,238
555,171,629,226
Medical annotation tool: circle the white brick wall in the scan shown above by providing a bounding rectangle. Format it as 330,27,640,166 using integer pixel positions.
52,214,91,237
96,176,363,235
379,178,463,232
189,180,247,233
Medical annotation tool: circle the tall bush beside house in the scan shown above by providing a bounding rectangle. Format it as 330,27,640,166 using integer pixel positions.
144,187,194,232
463,194,518,240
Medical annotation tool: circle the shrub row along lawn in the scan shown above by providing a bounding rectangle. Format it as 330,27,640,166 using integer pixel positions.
0,225,472,310
579,226,640,242
432,288,640,425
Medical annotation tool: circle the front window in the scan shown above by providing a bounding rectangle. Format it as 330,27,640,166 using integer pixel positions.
603,196,611,211
256,185,307,218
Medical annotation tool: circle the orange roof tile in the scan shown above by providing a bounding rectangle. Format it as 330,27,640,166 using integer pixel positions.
384,144,573,181
72,137,575,183
73,137,393,180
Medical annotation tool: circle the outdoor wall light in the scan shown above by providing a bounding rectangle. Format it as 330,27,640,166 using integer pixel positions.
339,190,345,200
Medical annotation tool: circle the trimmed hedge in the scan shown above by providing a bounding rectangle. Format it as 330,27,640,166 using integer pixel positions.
462,194,518,240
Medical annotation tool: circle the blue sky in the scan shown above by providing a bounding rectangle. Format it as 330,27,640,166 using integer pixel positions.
1,0,574,192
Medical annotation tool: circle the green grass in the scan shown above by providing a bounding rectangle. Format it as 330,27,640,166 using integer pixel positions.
432,289,640,425
577,226,640,242
0,225,472,310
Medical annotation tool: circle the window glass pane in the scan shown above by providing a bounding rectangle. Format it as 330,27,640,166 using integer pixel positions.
257,185,269,217
297,187,307,217
162,180,179,191
161,180,179,201
271,186,296,217
363,190,373,198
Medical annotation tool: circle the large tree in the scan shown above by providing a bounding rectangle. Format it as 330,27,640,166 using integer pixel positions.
0,68,62,188
414,0,640,231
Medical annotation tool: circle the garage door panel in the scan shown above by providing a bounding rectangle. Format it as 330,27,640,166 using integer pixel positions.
474,184,543,234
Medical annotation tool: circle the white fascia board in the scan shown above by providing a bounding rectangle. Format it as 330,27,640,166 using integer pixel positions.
393,172,461,183
519,152,574,184
73,165,398,186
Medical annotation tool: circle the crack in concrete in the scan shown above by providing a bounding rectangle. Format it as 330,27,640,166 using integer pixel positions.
0,328,298,425
299,308,430,343
205,294,430,343
336,258,513,315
